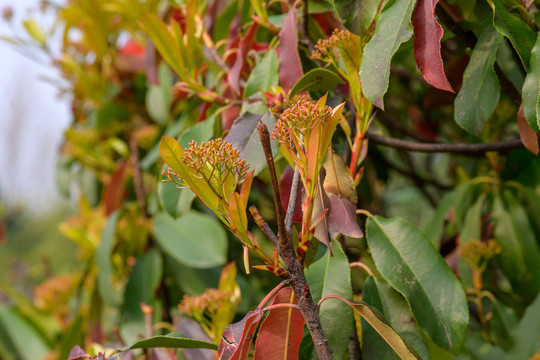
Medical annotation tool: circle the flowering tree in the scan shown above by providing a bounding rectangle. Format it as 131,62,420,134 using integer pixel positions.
1,0,540,359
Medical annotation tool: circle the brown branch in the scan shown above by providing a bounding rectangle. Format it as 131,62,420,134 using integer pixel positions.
348,319,362,360
435,6,521,107
130,139,148,217
257,121,333,360
249,205,280,248
285,166,301,242
368,132,524,155
298,0,314,54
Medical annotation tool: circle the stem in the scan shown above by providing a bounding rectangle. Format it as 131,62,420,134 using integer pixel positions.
348,319,362,360
350,261,374,277
249,205,280,248
355,209,373,218
258,281,289,310
130,139,148,217
257,121,333,360
263,303,300,312
368,132,524,155
285,166,301,242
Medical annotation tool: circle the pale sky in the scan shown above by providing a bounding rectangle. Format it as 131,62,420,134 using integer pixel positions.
0,0,71,212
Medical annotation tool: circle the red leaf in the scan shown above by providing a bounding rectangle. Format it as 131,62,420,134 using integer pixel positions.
68,346,90,360
227,22,259,96
0,221,5,245
103,161,129,216
327,194,363,239
313,171,331,252
218,310,263,360
517,104,539,155
412,0,454,93
279,8,303,92
279,166,303,223
253,288,304,360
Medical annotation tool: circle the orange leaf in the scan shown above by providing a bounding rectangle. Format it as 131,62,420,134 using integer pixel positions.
218,310,263,360
103,161,129,216
253,288,304,360
228,192,248,233
518,104,539,155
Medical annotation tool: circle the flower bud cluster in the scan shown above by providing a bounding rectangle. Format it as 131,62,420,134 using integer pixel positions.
272,98,332,150
178,289,233,317
178,139,249,198
311,29,352,61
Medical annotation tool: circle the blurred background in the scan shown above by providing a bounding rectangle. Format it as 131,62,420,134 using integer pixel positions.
0,0,77,299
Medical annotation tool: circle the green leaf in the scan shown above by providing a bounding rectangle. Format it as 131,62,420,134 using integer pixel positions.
243,50,279,98
166,258,221,295
362,277,429,360
454,26,503,136
366,216,469,353
97,211,122,307
359,0,416,109
459,193,485,244
0,305,50,360
141,12,185,78
487,0,534,70
333,0,380,36
492,191,540,302
122,249,163,322
490,301,518,350
22,19,46,44
324,294,421,360
422,183,473,248
96,103,130,129
289,68,344,98
158,178,197,218
457,194,486,289
146,63,173,124
178,115,216,148
305,239,353,359
521,34,540,131
111,332,217,356
505,293,540,359
58,315,85,360
153,211,227,268
224,112,278,175
464,335,507,360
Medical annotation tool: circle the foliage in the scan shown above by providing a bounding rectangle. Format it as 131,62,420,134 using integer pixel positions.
1,0,540,359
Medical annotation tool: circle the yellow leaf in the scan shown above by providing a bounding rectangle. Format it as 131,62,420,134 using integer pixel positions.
322,150,358,203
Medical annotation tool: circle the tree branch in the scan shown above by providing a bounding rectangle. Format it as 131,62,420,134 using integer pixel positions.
368,132,524,155
257,121,332,360
285,166,301,242
249,205,280,248
130,139,148,217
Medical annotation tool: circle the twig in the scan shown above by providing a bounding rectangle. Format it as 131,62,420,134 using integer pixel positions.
257,121,333,360
249,205,280,248
368,133,524,155
298,0,314,54
130,139,148,217
348,319,362,360
435,6,521,107
285,166,301,242
257,122,288,248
